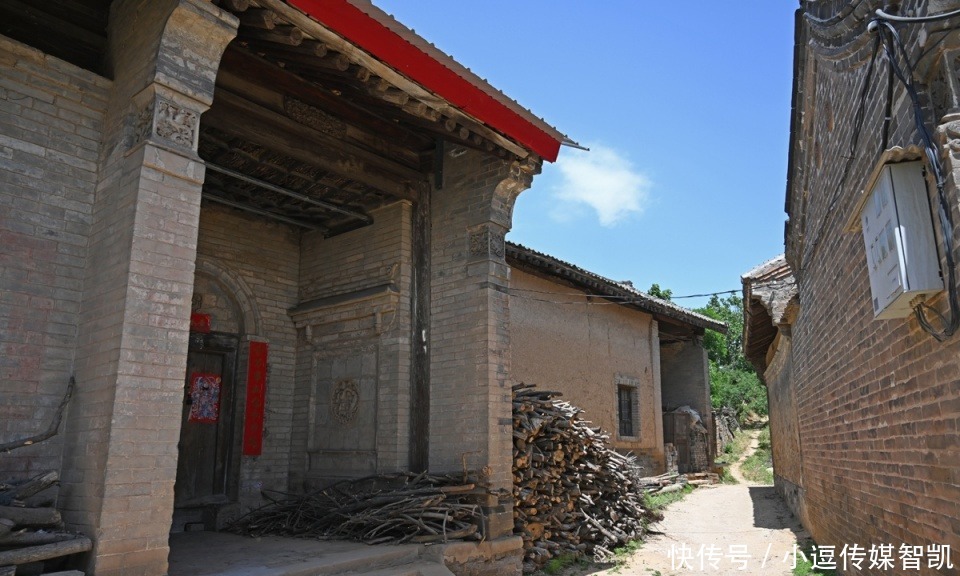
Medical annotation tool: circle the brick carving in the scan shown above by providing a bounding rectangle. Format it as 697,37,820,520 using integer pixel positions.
134,97,199,150
285,97,346,138
155,99,198,147
134,100,155,146
469,225,505,259
332,379,360,424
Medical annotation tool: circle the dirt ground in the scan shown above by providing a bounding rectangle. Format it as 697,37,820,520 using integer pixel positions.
561,430,809,576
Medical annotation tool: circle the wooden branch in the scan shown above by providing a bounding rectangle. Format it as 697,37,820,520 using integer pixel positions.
4,471,58,502
0,377,74,453
0,536,92,566
0,506,61,528
0,566,14,576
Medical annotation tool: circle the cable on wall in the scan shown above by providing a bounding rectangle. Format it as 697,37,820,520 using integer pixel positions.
870,16,960,341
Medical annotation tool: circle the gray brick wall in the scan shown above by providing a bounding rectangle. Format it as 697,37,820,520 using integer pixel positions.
195,204,300,507
0,35,110,479
429,148,538,538
292,201,413,489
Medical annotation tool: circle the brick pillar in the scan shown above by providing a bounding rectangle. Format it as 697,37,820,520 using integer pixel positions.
429,149,540,538
60,2,236,575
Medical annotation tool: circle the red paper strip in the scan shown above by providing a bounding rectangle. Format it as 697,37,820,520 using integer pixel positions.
190,312,211,333
243,341,268,455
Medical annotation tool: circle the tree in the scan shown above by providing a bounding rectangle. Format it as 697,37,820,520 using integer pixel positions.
647,283,672,301
695,294,768,419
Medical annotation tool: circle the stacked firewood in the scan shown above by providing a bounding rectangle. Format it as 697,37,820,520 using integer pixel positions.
512,384,659,573
229,472,484,544
0,471,91,576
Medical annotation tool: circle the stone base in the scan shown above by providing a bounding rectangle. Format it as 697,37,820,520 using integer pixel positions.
425,536,524,576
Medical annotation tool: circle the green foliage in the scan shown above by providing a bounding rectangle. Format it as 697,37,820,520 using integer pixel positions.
541,553,582,574
792,541,839,576
695,294,768,419
643,484,695,512
647,283,673,301
710,364,767,417
741,426,774,484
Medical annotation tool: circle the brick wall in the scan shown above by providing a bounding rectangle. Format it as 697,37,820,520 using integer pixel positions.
510,269,663,468
429,148,536,541
763,336,806,525
660,340,712,452
195,204,300,506
787,2,960,571
291,201,414,489
0,35,110,478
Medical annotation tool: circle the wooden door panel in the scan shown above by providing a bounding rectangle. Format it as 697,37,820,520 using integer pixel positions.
175,333,239,507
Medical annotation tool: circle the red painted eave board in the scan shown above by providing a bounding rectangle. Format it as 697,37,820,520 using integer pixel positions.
287,0,563,162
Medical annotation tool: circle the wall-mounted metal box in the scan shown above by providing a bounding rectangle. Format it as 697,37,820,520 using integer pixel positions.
859,160,942,319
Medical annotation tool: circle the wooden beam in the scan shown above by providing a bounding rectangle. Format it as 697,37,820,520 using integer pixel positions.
241,25,303,46
242,39,328,59
257,0,530,158
220,0,250,12
238,9,278,30
204,90,421,201
217,48,427,149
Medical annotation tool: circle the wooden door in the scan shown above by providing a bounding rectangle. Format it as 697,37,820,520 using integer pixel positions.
174,332,239,506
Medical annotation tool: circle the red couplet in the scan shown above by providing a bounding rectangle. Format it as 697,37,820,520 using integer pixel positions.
243,341,268,456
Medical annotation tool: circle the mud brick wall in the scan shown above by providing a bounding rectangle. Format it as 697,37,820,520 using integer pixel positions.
787,2,960,570
0,35,110,478
510,268,663,467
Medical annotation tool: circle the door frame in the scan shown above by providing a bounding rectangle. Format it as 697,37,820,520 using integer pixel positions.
177,331,242,505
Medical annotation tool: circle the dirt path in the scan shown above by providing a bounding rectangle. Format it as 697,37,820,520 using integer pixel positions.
730,429,761,484
579,430,808,576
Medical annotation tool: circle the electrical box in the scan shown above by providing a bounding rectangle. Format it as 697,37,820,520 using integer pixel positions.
860,161,942,319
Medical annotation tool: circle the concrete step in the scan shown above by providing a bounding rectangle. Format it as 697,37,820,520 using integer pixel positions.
168,532,435,576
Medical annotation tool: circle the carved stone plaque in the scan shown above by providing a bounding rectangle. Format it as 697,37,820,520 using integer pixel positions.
332,379,360,424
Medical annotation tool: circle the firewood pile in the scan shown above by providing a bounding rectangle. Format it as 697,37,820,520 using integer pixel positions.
512,384,660,573
228,472,484,544
0,471,92,576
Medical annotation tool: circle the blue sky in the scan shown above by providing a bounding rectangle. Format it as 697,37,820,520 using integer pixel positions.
376,1,797,308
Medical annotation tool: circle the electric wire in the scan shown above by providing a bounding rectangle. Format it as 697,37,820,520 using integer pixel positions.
873,18,960,341
875,8,960,23
800,34,881,268
508,286,739,301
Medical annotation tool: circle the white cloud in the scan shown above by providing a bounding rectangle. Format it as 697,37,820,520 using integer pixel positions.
550,144,651,227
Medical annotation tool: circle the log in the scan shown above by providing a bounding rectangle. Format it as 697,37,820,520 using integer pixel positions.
0,506,61,528
0,566,13,576
241,26,303,46
239,9,277,30
1,471,58,503
0,530,79,546
0,536,91,566
511,385,659,572
220,0,249,12
0,519,12,539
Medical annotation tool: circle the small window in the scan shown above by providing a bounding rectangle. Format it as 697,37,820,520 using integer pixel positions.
618,385,636,437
